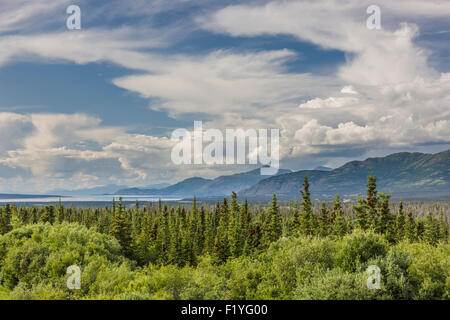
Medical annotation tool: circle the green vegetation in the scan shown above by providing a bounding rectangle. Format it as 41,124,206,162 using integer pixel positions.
0,175,448,300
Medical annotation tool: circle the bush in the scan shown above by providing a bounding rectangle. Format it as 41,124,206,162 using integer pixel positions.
293,268,377,300
0,223,129,299
336,230,388,272
366,248,414,299
395,241,450,299
256,236,338,299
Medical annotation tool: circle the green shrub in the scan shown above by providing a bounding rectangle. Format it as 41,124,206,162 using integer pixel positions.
337,230,388,272
0,223,129,299
293,268,378,300
395,241,450,299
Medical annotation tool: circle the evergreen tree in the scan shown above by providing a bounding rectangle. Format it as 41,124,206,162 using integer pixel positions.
424,212,439,246
366,174,378,229
299,175,313,235
168,215,183,266
290,200,300,235
438,209,449,242
377,193,393,236
366,174,378,211
203,205,216,255
268,194,282,242
110,198,132,257
136,208,153,264
56,199,65,223
395,201,406,240
404,207,416,242
214,198,231,262
332,194,346,237
39,205,55,224
318,202,330,236
244,222,262,255
353,197,369,230
0,203,12,234
416,219,425,241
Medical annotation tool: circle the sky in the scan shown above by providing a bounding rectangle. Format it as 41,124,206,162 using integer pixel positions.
0,0,449,193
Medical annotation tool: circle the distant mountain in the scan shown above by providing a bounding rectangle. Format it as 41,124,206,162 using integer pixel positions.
116,168,292,197
49,184,128,196
241,149,450,201
314,166,333,171
144,183,171,189
0,194,62,199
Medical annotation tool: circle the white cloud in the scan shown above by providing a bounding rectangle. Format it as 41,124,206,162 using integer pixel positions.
113,49,338,117
340,85,358,94
0,0,449,190
199,0,450,168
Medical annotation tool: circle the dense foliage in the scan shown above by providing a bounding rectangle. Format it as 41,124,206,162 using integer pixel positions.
0,175,448,300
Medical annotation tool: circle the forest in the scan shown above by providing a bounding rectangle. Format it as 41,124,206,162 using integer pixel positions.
0,175,448,300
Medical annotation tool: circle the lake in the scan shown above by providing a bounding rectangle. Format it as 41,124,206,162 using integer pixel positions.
0,195,184,207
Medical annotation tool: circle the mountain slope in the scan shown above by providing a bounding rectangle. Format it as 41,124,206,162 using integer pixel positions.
241,149,450,200
116,168,292,197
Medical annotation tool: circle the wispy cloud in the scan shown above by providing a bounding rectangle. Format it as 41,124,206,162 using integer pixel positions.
0,0,449,191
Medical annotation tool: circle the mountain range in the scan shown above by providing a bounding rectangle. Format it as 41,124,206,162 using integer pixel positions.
115,168,292,197
241,149,450,201
49,183,170,196
114,149,450,201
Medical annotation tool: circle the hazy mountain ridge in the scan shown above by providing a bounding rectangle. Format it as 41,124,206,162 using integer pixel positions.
241,149,450,200
116,168,292,197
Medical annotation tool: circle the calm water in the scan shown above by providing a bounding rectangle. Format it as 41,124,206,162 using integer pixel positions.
0,195,184,207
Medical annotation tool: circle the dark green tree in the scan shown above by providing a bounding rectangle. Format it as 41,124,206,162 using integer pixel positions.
39,205,55,224
353,197,369,230
318,202,330,236
332,194,347,237
214,198,231,263
0,203,12,234
395,201,406,240
299,175,313,235
404,207,416,242
110,198,132,257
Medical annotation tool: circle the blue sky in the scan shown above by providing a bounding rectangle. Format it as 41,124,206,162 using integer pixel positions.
0,0,449,192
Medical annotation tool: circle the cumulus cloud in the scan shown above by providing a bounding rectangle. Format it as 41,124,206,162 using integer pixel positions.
0,0,449,190
0,112,179,192
199,0,450,168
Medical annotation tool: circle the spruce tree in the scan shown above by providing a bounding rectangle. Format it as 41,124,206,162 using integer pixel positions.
367,174,378,211
268,194,282,242
39,205,55,224
416,219,425,241
353,197,369,230
56,199,65,223
318,202,329,237
244,222,262,255
214,198,231,263
332,194,347,237
377,193,392,236
366,174,378,229
229,192,242,257
299,175,313,235
290,201,300,235
0,203,12,234
438,209,449,242
136,209,153,264
404,207,416,242
395,201,406,240
110,198,132,257
424,212,439,246
168,215,183,266
203,206,215,254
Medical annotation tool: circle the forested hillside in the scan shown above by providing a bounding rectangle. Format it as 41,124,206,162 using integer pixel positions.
242,149,450,200
0,175,449,300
